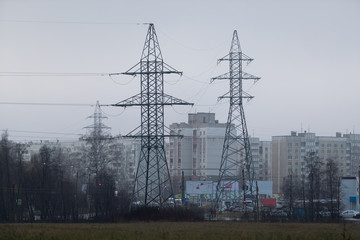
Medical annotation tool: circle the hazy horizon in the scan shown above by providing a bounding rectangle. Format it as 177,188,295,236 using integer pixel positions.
1,0,359,142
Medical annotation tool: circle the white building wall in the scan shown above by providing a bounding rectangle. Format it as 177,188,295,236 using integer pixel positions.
340,177,359,211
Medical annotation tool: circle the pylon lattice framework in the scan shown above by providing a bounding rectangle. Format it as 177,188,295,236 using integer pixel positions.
84,101,111,138
212,31,260,208
113,24,192,207
83,101,111,173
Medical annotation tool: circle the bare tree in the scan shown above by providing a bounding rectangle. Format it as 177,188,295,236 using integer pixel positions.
282,171,301,220
324,158,339,220
304,151,323,221
0,131,15,221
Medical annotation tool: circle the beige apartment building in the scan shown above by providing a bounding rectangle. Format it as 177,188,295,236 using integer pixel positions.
250,138,272,181
272,131,358,194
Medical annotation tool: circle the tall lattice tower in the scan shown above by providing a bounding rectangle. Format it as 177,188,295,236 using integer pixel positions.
113,24,192,207
83,101,111,173
212,31,260,209
85,101,110,138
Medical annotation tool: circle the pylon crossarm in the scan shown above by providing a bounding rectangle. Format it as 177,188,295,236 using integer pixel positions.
163,94,193,105
218,95,254,100
112,93,142,106
122,62,141,76
163,62,182,75
217,53,230,64
240,53,254,62
217,53,253,63
242,72,260,81
211,72,230,82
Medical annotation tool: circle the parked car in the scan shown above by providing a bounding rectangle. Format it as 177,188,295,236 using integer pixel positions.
318,210,331,217
270,210,288,217
340,210,359,218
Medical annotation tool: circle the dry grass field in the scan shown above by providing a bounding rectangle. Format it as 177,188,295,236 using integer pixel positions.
0,221,359,240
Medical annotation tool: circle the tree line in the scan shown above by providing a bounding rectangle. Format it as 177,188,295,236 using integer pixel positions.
282,151,341,222
0,131,131,222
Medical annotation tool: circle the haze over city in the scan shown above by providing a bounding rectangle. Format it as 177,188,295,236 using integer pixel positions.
1,0,359,142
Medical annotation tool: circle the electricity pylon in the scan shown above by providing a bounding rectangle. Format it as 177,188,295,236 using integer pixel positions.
84,101,111,138
83,101,111,174
113,24,192,207
212,30,260,210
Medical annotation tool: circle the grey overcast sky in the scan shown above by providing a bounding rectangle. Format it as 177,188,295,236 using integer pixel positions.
0,0,359,142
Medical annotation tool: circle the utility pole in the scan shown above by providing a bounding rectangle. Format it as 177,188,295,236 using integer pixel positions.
242,168,246,210
181,170,185,206
256,180,259,221
212,30,260,210
113,24,192,207
15,143,25,222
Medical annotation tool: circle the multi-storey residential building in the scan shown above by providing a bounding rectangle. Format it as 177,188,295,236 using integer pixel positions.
249,138,273,181
317,134,349,176
259,140,272,181
250,138,260,180
168,113,269,195
168,113,227,183
272,131,360,194
343,133,360,176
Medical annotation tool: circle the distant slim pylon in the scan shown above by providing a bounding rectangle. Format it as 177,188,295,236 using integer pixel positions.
84,101,110,138
112,24,192,207
212,31,260,209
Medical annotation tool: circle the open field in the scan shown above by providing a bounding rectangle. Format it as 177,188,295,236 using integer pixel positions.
0,221,359,240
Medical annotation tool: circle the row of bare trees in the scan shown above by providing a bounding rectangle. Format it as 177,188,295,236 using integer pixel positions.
282,151,340,221
0,131,130,222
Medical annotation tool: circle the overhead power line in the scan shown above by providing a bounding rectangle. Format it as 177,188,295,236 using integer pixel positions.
0,72,120,77
0,19,149,25
0,102,96,107
6,129,82,136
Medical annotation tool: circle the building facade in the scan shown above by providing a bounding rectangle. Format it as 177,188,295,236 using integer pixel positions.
168,113,227,183
340,177,359,211
168,112,269,194
272,131,360,194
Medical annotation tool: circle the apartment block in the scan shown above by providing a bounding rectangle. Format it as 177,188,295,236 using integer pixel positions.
272,131,360,194
168,113,227,181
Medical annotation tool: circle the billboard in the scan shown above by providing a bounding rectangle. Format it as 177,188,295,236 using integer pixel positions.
217,181,239,191
186,181,213,194
186,181,241,195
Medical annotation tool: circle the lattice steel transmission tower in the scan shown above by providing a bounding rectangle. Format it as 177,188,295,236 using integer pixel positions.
112,24,192,207
212,31,260,209
83,101,111,174
85,101,111,138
